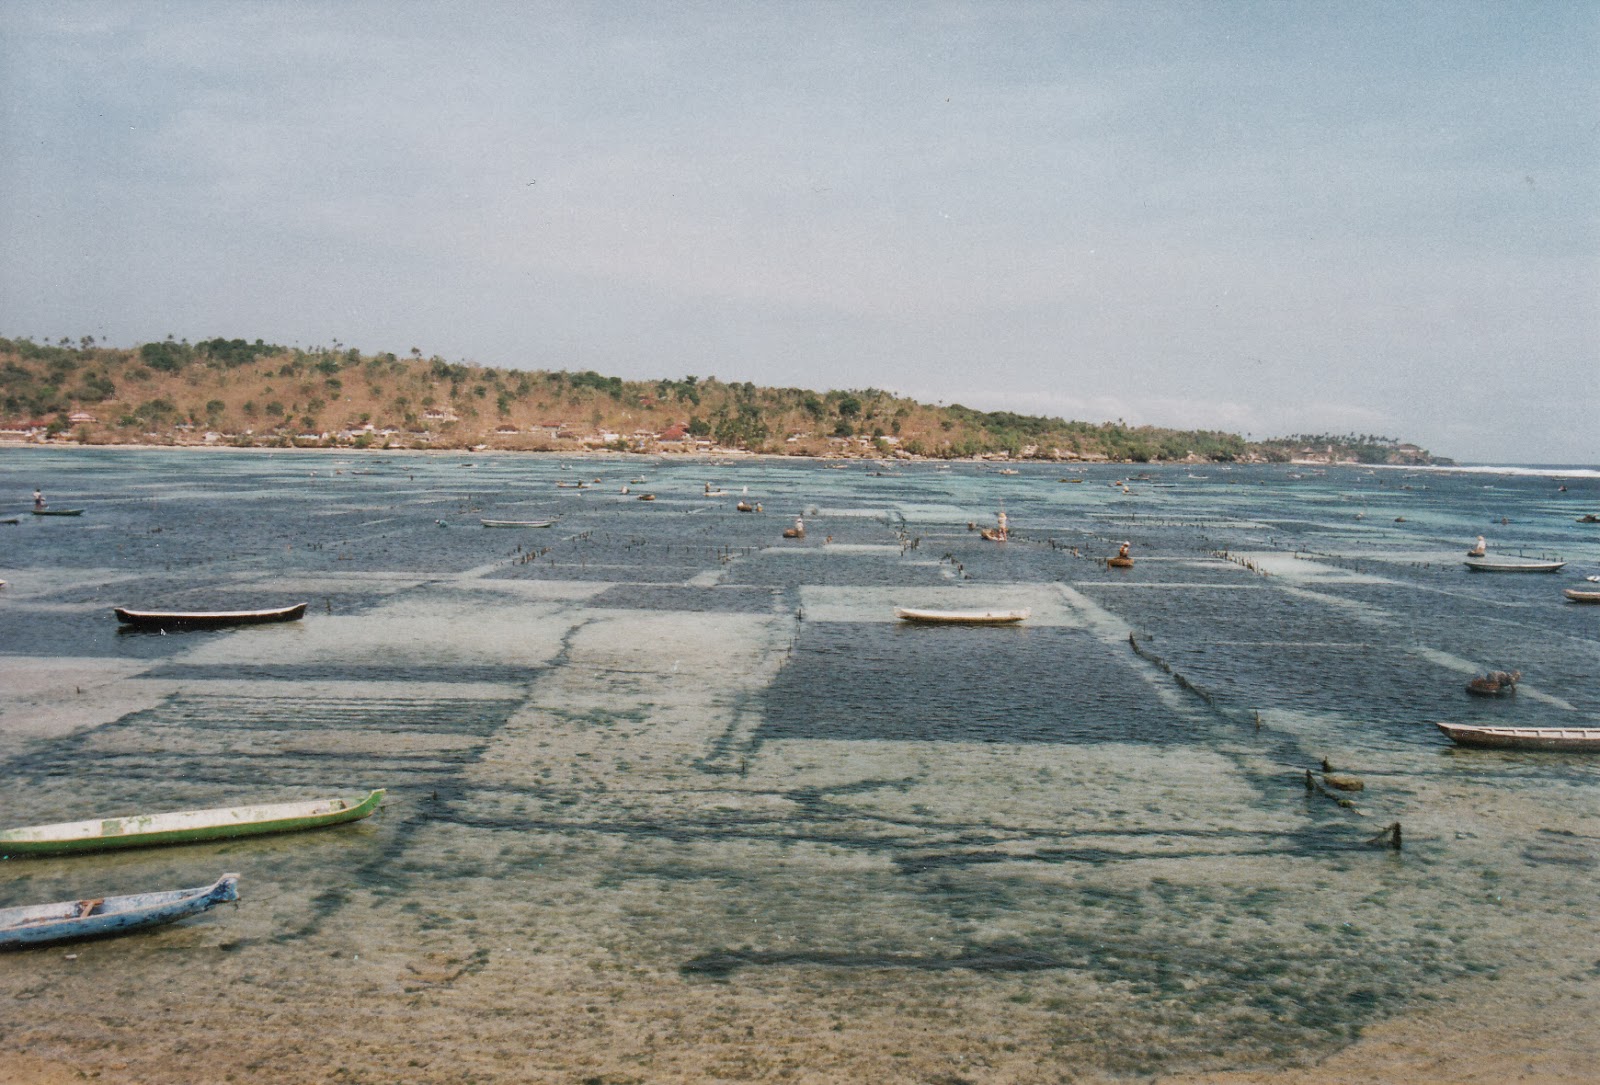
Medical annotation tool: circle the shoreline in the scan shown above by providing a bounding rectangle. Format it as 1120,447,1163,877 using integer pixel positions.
0,436,1485,470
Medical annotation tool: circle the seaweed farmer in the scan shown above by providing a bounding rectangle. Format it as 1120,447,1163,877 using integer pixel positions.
995,510,1008,540
32,488,44,510
1468,535,1487,557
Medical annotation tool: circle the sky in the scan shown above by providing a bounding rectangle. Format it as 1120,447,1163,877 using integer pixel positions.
1,2,1596,464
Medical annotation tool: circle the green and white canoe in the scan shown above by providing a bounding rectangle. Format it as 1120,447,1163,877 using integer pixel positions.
0,790,385,857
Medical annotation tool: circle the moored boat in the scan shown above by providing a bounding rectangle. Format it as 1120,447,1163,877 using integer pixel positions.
1,874,239,950
31,508,84,517
1564,588,1600,604
480,518,557,528
113,602,308,628
894,607,1030,625
0,789,385,857
1436,723,1600,751
1463,556,1566,573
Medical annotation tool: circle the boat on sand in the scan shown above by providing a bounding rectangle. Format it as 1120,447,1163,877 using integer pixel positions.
1,874,239,949
113,602,308,629
1436,723,1600,751
0,790,385,857
895,607,1030,625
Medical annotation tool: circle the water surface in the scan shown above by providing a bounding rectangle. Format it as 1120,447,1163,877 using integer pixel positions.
1,449,1596,1082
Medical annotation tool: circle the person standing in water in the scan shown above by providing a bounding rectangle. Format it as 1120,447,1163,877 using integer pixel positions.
32,488,44,510
995,510,1008,540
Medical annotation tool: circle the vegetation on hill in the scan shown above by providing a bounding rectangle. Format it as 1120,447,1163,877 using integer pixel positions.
0,335,1445,464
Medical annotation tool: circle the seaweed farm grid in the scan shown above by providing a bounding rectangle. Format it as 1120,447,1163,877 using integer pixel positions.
1,448,1597,1084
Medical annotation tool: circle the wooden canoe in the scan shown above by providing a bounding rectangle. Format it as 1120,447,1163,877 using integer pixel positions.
1463,556,1567,573
113,602,308,628
1436,723,1600,751
895,607,1030,625
31,508,84,516
0,790,385,857
480,518,557,528
1,874,238,950
1563,588,1600,604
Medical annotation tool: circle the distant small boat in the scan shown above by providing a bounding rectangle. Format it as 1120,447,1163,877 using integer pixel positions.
1577,514,1600,524
997,468,1019,475
113,602,308,629
1564,588,1600,604
0,874,239,950
1436,723,1600,751
637,493,656,501
480,519,557,528
31,508,84,517
1463,557,1566,573
0,790,385,857
1466,670,1520,697
895,607,1030,625
1107,556,1134,568
979,528,1007,541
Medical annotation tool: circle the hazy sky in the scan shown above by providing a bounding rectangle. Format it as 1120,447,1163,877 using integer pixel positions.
2,2,1596,463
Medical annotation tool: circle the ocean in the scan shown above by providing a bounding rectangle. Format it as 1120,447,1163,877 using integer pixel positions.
1,447,1596,1083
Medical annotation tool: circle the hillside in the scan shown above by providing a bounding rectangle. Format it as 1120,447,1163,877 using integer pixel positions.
0,336,1445,464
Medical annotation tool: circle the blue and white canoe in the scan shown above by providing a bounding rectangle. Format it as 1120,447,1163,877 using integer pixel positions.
0,873,238,950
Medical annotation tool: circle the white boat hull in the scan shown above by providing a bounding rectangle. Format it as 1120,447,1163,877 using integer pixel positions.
894,607,1030,625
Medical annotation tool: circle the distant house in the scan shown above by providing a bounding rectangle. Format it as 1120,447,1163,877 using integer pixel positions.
68,411,98,424
422,408,457,423
657,423,689,442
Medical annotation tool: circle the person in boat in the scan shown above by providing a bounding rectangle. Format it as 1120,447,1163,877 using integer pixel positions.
1117,541,1131,560
1467,535,1487,557
33,489,44,510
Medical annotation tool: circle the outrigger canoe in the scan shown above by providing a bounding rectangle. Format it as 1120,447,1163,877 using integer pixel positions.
113,602,307,629
480,518,558,528
1463,556,1567,573
1,874,238,950
1436,723,1600,751
0,790,385,857
894,607,1030,625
